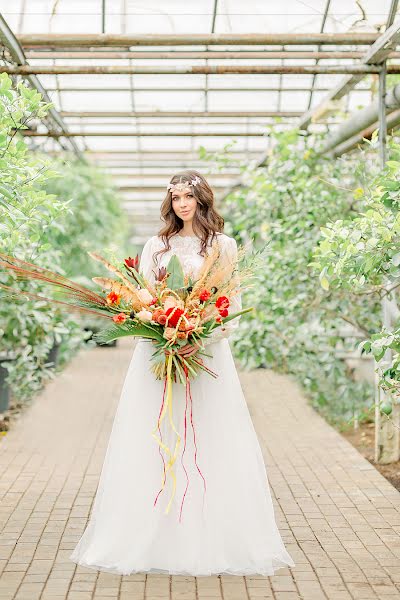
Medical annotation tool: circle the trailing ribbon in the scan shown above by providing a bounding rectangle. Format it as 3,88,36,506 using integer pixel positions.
152,355,207,521
152,353,181,514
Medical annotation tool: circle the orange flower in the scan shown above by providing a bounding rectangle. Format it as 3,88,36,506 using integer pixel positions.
152,308,165,322
112,312,127,323
106,291,121,305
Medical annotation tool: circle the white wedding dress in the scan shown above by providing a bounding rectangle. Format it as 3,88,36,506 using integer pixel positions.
69,232,295,576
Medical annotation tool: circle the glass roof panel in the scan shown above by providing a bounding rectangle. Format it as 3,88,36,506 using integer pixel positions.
0,0,398,242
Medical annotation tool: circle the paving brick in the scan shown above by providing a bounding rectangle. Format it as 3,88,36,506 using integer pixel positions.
1,338,400,599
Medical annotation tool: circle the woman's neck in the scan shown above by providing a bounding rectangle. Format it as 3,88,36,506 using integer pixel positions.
178,223,196,237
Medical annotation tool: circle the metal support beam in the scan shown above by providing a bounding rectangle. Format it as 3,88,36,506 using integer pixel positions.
379,66,388,166
0,14,83,159
40,86,340,93
298,19,400,131
25,50,400,60
101,0,106,34
60,111,303,118
305,0,331,116
20,131,272,137
16,33,380,47
329,108,400,156
0,64,390,75
375,59,400,465
321,83,400,153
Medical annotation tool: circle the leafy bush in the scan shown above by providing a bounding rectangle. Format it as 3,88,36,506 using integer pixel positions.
312,135,400,406
207,129,375,425
0,74,130,404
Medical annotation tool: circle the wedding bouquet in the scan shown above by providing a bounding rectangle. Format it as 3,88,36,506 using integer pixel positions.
0,240,252,380
0,238,259,518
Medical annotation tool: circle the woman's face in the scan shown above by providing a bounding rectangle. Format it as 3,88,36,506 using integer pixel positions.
171,186,197,222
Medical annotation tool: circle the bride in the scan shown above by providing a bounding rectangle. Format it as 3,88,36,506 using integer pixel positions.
69,170,295,577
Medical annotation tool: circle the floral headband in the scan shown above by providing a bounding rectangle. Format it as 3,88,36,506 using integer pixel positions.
167,176,201,192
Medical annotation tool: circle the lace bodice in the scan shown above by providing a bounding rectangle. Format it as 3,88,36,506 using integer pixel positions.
139,232,242,345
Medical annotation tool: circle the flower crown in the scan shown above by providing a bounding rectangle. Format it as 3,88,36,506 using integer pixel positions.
167,176,201,192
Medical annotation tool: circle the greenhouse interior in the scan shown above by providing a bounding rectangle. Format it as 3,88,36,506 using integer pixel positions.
1,1,400,598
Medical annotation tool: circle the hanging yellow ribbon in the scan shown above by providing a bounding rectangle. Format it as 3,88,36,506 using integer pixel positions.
151,353,181,514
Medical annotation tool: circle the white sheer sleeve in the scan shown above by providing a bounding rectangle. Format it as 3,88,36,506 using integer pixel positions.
138,236,157,285
203,236,242,346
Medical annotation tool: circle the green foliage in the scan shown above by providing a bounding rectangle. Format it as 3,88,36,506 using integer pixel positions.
208,127,374,425
313,137,400,402
0,74,75,402
0,73,130,404
93,321,165,345
42,157,130,281
165,254,185,290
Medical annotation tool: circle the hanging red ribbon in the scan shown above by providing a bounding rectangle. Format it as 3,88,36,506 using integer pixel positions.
153,360,207,522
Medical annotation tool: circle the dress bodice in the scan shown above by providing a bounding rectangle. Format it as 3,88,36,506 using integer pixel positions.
139,232,228,283
138,231,242,345
153,234,212,281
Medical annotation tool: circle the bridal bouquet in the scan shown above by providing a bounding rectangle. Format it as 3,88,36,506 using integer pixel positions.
0,239,257,518
0,241,251,382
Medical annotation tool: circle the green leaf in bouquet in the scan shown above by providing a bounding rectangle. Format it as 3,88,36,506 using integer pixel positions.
165,254,184,290
92,321,165,345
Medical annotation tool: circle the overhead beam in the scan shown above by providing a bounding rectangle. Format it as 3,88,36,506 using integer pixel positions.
49,150,259,158
330,108,400,156
321,84,400,153
25,50,400,60
17,33,380,47
0,14,83,158
21,131,272,137
60,111,303,118
0,64,390,75
41,86,338,93
298,19,400,130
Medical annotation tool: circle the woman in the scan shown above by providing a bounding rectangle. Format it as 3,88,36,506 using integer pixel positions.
69,170,295,576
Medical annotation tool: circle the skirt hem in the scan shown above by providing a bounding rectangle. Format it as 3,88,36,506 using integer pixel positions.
69,553,295,577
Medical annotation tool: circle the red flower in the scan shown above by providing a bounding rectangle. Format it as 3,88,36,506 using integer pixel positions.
112,312,127,323
215,295,230,309
199,289,211,302
165,307,185,327
218,308,229,318
124,255,140,270
106,291,121,305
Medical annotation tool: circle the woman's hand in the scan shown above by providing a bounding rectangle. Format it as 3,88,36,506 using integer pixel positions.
176,342,202,357
151,339,201,358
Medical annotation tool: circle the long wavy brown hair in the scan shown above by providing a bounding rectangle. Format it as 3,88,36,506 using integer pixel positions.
152,169,225,267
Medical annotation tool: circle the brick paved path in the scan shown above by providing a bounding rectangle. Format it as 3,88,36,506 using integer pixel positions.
1,338,400,600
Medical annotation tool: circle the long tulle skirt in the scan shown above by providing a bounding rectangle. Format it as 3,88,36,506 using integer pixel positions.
69,338,295,576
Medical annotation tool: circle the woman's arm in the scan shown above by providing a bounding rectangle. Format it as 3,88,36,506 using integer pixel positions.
138,236,156,285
